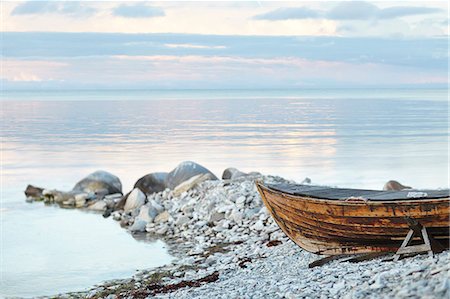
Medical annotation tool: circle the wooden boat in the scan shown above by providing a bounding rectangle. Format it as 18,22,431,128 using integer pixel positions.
256,182,450,255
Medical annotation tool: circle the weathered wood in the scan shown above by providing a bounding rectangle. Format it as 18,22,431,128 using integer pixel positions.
405,217,445,253
308,255,349,268
394,219,444,261
256,182,450,256
346,252,392,263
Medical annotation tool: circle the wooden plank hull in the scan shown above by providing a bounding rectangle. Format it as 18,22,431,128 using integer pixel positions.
256,182,450,255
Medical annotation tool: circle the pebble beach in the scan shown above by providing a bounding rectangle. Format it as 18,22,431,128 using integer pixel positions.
24,162,450,299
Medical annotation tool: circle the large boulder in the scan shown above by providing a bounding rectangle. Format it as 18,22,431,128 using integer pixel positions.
165,161,217,189
134,172,168,195
222,167,261,180
72,170,122,196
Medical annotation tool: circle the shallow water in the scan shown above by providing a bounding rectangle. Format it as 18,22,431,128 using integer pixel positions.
1,88,448,297
1,201,172,298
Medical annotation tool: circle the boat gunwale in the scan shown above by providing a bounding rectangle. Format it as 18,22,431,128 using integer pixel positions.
261,183,450,206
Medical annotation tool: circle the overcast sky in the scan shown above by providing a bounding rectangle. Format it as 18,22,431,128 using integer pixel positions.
2,1,448,89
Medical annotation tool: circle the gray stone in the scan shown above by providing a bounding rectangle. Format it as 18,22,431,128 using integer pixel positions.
154,211,170,223
155,225,169,235
74,193,88,207
176,215,191,226
24,185,44,199
222,167,261,180
251,220,265,231
134,172,168,195
111,211,122,221
43,190,77,204
72,170,122,195
136,204,159,222
236,196,246,206
104,193,123,201
124,188,146,212
230,210,244,224
88,200,107,211
129,219,147,232
150,199,164,213
209,212,225,223
165,161,218,189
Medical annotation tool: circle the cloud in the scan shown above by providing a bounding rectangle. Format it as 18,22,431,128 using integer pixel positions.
11,1,97,17
112,3,165,18
253,2,443,21
327,1,378,20
378,6,443,19
252,7,320,21
2,32,446,70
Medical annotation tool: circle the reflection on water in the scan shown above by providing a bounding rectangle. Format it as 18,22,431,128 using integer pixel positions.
0,89,448,297
1,91,448,191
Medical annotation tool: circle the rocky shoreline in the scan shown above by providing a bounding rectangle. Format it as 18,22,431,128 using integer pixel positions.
25,162,449,299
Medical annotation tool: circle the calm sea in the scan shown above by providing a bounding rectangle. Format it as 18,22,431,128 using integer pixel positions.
1,88,448,297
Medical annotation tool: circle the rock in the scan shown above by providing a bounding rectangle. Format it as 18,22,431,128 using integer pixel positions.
104,193,122,201
123,188,146,212
230,210,244,224
43,190,76,204
111,211,122,221
222,167,261,180
176,215,191,226
154,211,170,223
209,212,225,223
62,197,75,207
26,171,121,207
88,200,107,211
24,185,44,199
173,173,214,197
134,172,168,195
222,168,248,180
194,220,208,228
129,219,147,232
236,196,246,207
136,204,159,222
155,225,169,235
251,220,265,231
383,180,412,191
72,170,122,195
165,161,218,189
74,193,88,207
149,199,164,213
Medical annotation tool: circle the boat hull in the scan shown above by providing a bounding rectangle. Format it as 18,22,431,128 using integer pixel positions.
256,182,450,255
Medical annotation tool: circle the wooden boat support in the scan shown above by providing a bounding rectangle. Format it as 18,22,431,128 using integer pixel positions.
256,181,450,256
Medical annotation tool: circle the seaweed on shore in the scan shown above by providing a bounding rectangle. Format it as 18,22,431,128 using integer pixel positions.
86,271,219,299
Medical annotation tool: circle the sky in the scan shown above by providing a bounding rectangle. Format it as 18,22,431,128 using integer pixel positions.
1,1,449,89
